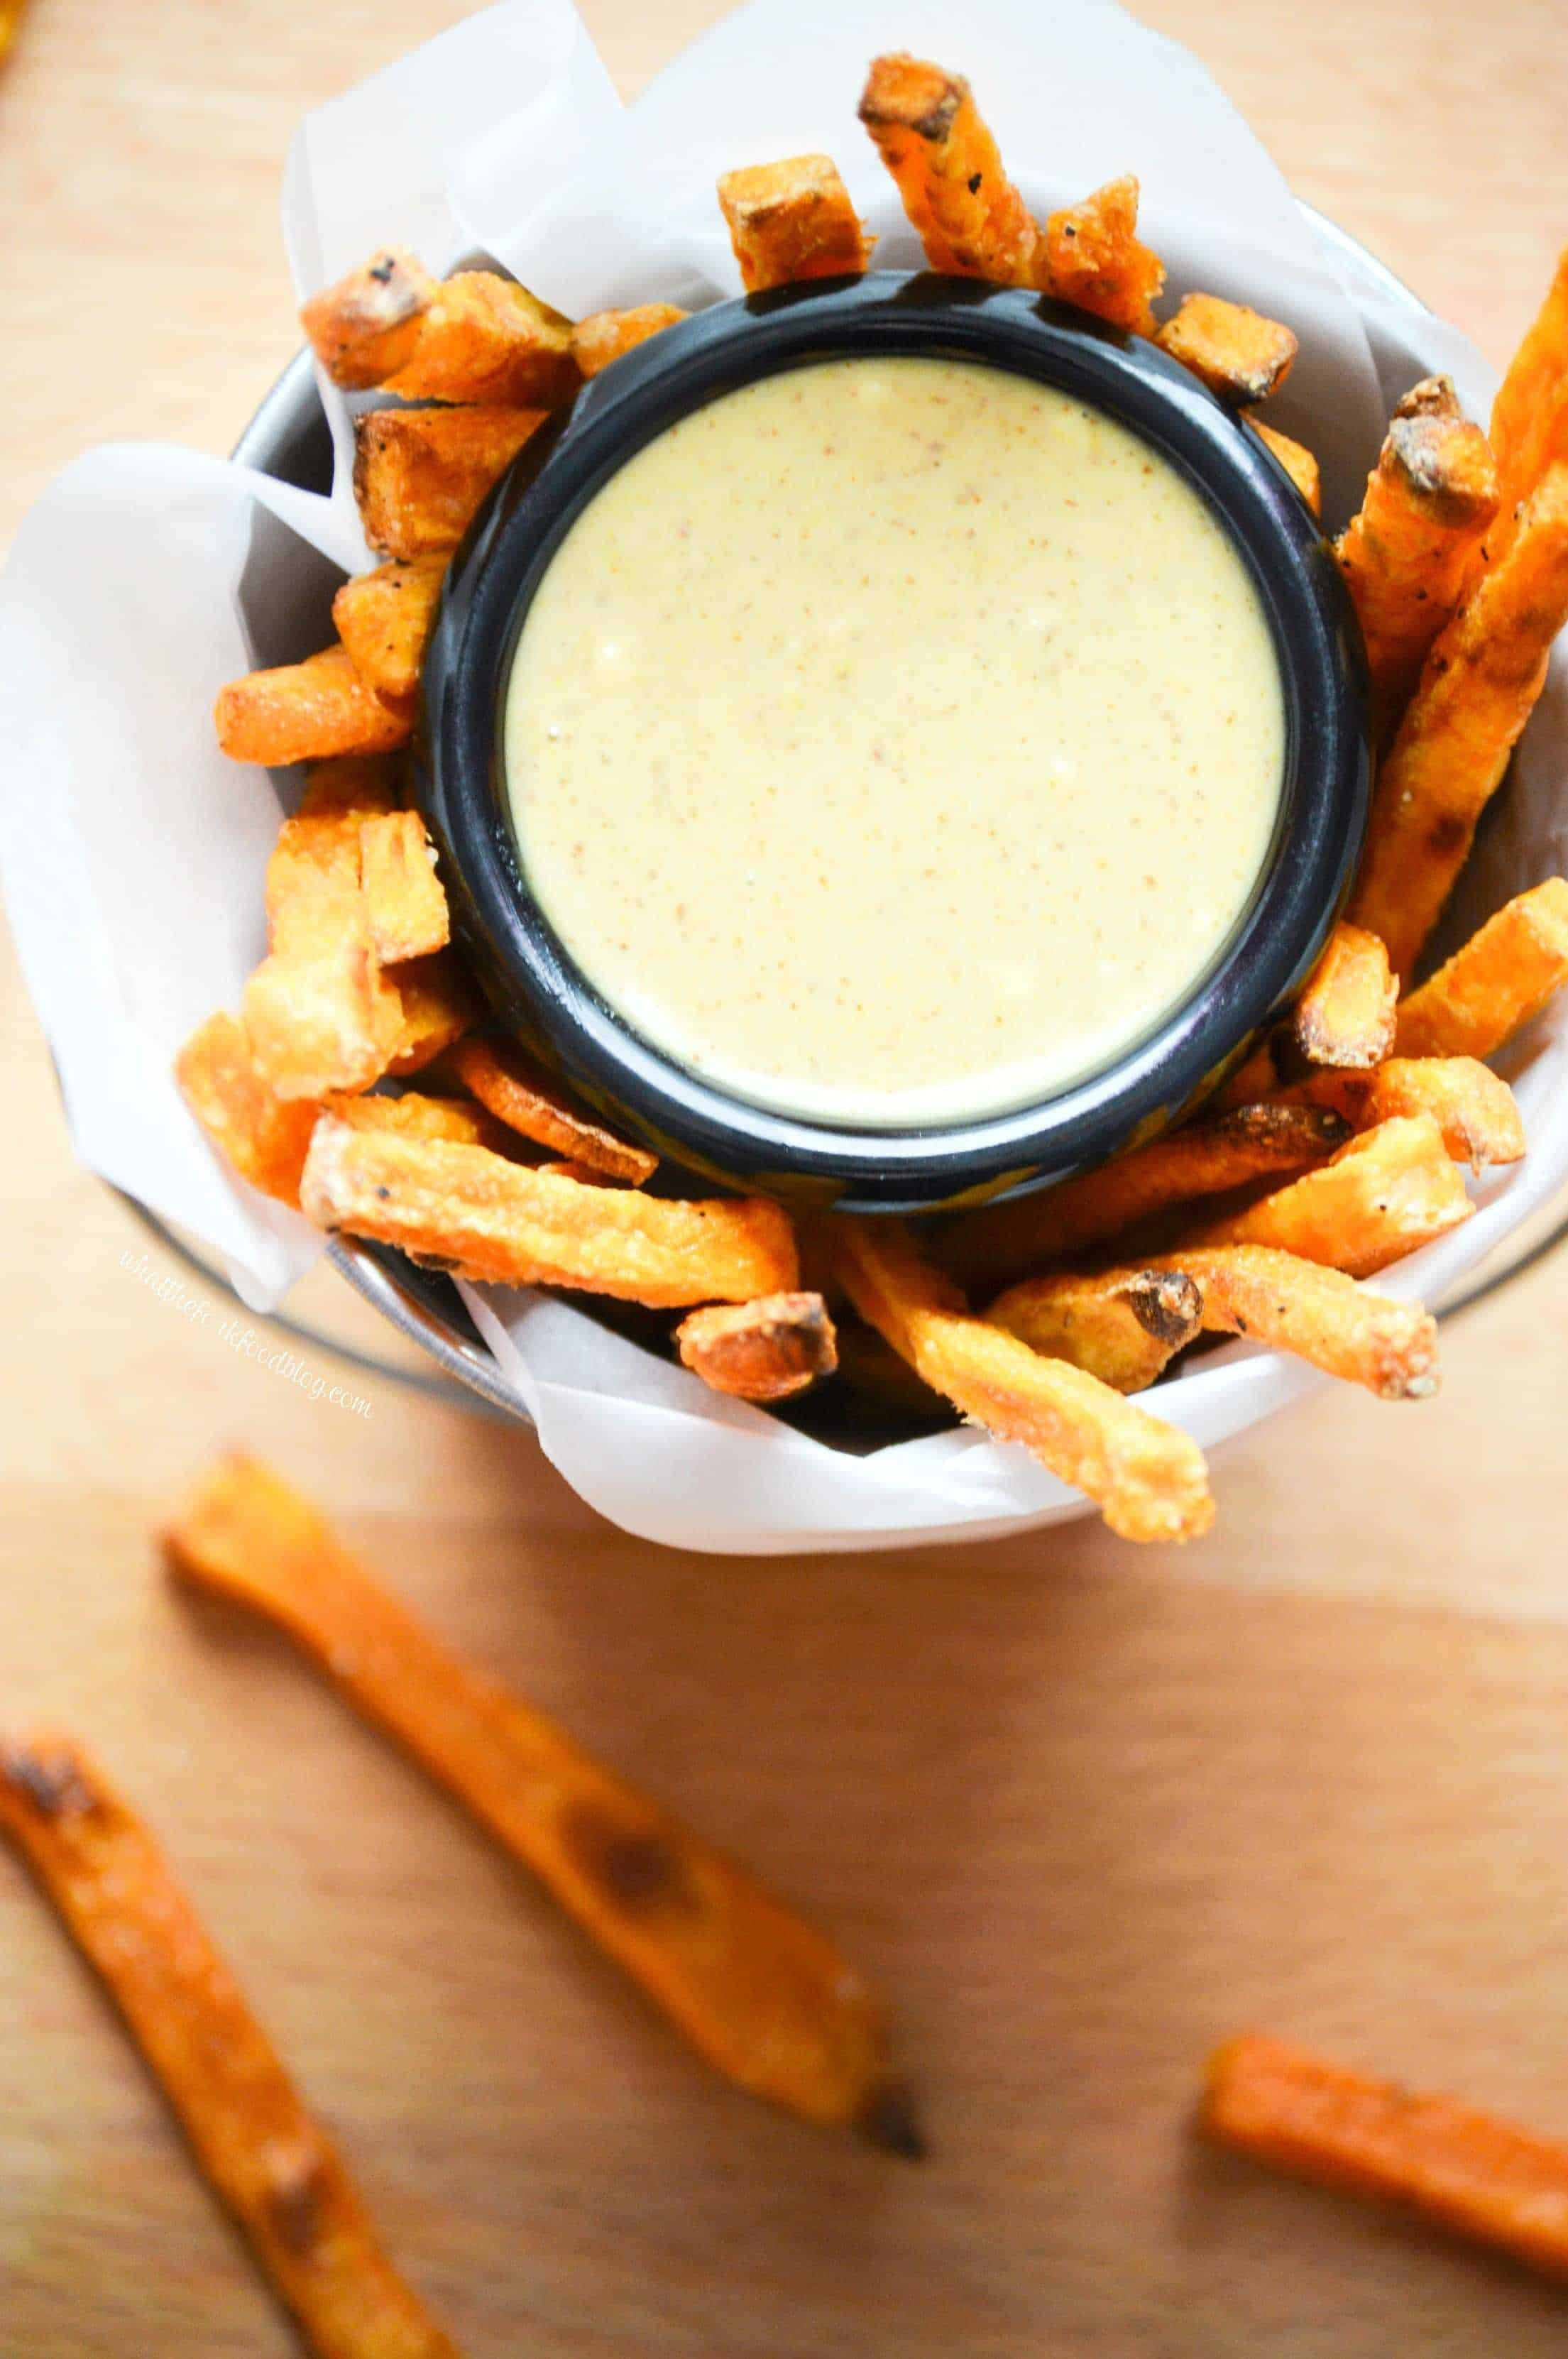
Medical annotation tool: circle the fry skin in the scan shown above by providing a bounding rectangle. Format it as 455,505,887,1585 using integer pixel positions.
1155,293,1298,405
1488,247,1568,525
676,1291,840,1400
718,155,873,292
1245,415,1322,515
985,1266,1202,1394
1394,877,1568,1059
332,557,446,710
571,304,688,378
1276,1056,1525,1172
358,811,449,964
353,407,548,561
1041,175,1163,336
1146,1244,1440,1398
0,1734,458,2359
443,1035,656,1185
1205,2031,1568,2284
1348,462,1568,980
823,1217,1214,1544
214,645,410,766
165,1456,919,2148
1183,1115,1473,1277
175,1011,321,1207
300,247,438,390
381,272,578,407
1290,922,1398,1069
300,1116,796,1304
858,53,1039,284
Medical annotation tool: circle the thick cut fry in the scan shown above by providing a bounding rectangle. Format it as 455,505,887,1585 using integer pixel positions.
175,1012,320,1206
320,1090,518,1156
858,53,1039,284
1041,175,1163,336
1395,877,1568,1058
0,1735,458,2358
1205,2032,1568,2284
165,1457,918,2148
214,645,410,766
1334,377,1500,730
1183,1115,1473,1276
358,811,449,963
1155,293,1298,405
824,1217,1213,1544
718,155,873,292
1144,1245,1440,1398
300,247,438,390
943,1102,1349,1295
332,558,446,710
1246,415,1322,515
1488,248,1568,524
353,407,547,562
300,1117,796,1305
985,1267,1202,1394
675,1292,839,1400
1349,464,1568,978
381,272,578,407
572,304,688,378
1277,1057,1525,1171
443,1034,656,1185
1290,921,1398,1069
383,952,473,1075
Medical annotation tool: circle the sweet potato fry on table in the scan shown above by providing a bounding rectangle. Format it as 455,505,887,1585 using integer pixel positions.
718,155,873,292
1395,876,1568,1058
675,1292,839,1401
300,246,438,390
383,952,473,1075
823,1217,1213,1543
175,1012,321,1207
572,305,688,378
358,811,449,963
0,1734,458,2359
1276,1056,1525,1172
332,558,446,710
165,1456,918,2150
1348,462,1568,980
1182,1115,1473,1276
1334,376,1500,733
1147,1245,1439,1398
442,1034,657,1185
1488,247,1568,525
380,272,579,407
1040,176,1163,336
214,645,411,766
353,407,548,561
858,53,1039,283
1245,415,1321,515
1204,2031,1568,2284
1289,921,1398,1069
984,1266,1202,1394
1155,294,1298,405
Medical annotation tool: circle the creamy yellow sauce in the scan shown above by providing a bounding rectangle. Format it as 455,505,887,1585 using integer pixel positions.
505,356,1284,1127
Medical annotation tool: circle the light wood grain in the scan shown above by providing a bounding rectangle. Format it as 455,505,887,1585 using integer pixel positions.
6,1,1568,2352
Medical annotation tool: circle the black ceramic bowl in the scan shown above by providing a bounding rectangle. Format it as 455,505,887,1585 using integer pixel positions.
414,270,1369,1215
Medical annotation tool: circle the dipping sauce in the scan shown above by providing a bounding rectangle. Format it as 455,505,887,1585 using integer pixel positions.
505,356,1285,1128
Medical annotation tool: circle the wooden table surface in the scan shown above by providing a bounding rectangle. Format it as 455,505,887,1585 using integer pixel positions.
6,2,1568,2351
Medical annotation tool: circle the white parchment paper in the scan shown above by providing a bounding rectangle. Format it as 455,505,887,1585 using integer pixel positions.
1,0,1563,1550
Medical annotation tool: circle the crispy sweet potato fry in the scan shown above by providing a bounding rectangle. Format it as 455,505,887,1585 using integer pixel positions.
1290,922,1398,1069
1041,176,1163,336
1155,294,1298,405
383,952,473,1076
381,272,578,407
175,1012,321,1207
332,558,446,710
300,1117,796,1304
1145,1245,1440,1398
718,155,873,292
0,1734,458,2359
675,1292,839,1400
443,1035,656,1185
1204,2031,1568,2284
1276,1056,1525,1171
300,247,438,390
1488,248,1568,525
1395,877,1568,1058
571,304,688,378
214,645,410,766
320,1089,517,1156
1335,377,1500,732
823,1217,1213,1543
1246,415,1322,515
1349,463,1568,979
985,1267,1202,1394
1183,1115,1473,1276
353,407,547,562
358,811,449,963
165,1456,918,2147
858,53,1039,283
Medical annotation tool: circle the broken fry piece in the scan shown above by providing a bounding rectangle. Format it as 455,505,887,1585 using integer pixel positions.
165,1456,918,2147
1204,2031,1568,2284
985,1266,1202,1394
381,272,578,407
1276,1056,1525,1172
1041,175,1163,336
300,247,439,390
214,645,410,767
1290,922,1398,1070
358,811,449,964
858,53,1039,284
675,1291,839,1400
353,407,548,561
175,1012,321,1207
1488,247,1568,525
1148,1245,1439,1397
1395,877,1568,1059
1155,293,1298,405
0,1734,459,2358
718,155,873,292
332,557,446,711
572,304,688,378
443,1035,656,1185
1246,415,1322,515
1183,1115,1473,1276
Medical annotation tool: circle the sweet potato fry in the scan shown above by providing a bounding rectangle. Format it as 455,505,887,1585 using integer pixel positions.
1155,293,1298,405
319,1089,517,1156
823,1217,1213,1543
985,1266,1202,1394
214,645,410,766
1394,877,1568,1058
165,1456,918,2148
1348,463,1568,979
383,952,473,1076
718,155,873,292
857,53,1039,284
381,272,578,407
1276,1056,1525,1171
1246,415,1322,515
833,1318,950,1421
942,1102,1349,1296
1290,922,1398,1070
300,247,438,391
353,407,547,562
443,1034,656,1185
0,1734,458,2358
1488,247,1568,524
675,1291,839,1401
1041,175,1163,336
1144,1244,1440,1398
1183,1115,1473,1276
571,304,688,378
175,1011,321,1207
358,811,449,964
1334,377,1500,732
1204,2031,1568,2284
332,557,446,711
300,1117,796,1304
